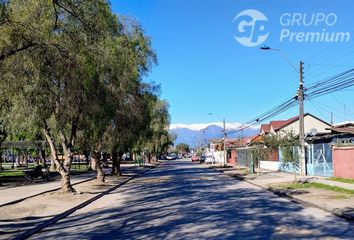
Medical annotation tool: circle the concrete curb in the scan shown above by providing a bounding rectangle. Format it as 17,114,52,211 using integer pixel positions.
13,166,155,240
207,166,354,222
0,176,95,208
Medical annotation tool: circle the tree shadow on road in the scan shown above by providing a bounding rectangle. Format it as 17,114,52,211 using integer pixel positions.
31,161,354,240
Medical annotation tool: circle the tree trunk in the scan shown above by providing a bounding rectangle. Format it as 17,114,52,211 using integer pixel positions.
40,149,46,166
84,151,91,170
0,150,2,185
0,150,2,171
117,152,122,176
43,125,75,193
293,164,297,181
111,149,120,176
50,158,55,171
92,150,105,182
60,170,73,192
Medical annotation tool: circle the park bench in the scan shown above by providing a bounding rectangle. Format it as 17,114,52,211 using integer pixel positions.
133,157,145,166
23,165,50,182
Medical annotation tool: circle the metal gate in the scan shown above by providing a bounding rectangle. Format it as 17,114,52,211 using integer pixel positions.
306,142,333,177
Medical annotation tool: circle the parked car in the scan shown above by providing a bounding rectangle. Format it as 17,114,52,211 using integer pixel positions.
205,155,215,164
191,155,200,162
166,153,177,160
199,155,206,163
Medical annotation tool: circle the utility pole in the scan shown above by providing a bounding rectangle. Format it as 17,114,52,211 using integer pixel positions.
260,46,306,175
299,61,306,176
331,112,333,127
223,118,227,167
202,129,206,148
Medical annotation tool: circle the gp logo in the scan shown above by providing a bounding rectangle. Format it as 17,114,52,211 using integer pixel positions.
233,9,269,47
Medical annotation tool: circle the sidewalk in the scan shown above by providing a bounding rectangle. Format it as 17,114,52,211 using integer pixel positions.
0,164,154,240
0,172,96,207
0,164,145,207
205,164,354,220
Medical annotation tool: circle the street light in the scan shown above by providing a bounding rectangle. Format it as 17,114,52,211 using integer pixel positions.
260,46,299,74
260,45,306,176
208,113,227,167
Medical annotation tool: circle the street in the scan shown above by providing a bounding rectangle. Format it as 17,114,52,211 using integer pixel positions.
29,160,354,240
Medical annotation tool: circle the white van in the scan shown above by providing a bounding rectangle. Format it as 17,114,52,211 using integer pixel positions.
205,154,215,164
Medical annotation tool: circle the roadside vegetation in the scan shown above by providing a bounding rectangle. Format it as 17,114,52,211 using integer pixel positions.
0,1,174,192
273,182,354,195
329,177,354,185
0,171,25,178
250,131,300,178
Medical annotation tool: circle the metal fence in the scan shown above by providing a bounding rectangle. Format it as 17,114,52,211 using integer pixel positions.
236,147,253,167
278,146,300,174
306,142,333,177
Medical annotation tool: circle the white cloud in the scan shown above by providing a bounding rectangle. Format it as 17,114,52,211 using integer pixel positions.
170,122,259,131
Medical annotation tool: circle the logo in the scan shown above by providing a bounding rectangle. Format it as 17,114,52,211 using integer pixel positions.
233,9,269,47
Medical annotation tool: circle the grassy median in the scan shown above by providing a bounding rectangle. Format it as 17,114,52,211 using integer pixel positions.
277,182,354,195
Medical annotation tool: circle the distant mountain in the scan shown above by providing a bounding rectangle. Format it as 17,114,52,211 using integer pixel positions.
170,123,260,148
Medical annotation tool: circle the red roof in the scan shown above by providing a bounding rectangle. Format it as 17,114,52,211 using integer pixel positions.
270,120,288,131
270,116,299,131
260,124,270,133
242,135,258,145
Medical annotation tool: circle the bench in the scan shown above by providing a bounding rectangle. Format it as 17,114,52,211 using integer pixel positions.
23,166,50,182
133,158,145,167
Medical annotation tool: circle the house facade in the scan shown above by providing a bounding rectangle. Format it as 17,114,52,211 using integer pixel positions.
330,123,354,179
255,113,332,172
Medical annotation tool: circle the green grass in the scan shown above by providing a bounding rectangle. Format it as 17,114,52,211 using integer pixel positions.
70,163,90,172
329,177,354,185
0,171,25,177
1,163,36,170
279,182,354,195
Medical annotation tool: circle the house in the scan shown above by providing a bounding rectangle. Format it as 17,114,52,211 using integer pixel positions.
264,113,331,136
234,135,260,168
227,136,257,166
253,113,331,172
209,136,258,166
329,123,354,179
303,122,354,178
208,139,225,164
225,138,241,165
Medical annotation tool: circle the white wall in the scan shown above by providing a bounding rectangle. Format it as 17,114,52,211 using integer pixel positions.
213,151,225,164
260,161,280,171
280,115,331,136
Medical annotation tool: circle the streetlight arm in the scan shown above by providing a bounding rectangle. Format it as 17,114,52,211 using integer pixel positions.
260,46,299,74
275,49,299,74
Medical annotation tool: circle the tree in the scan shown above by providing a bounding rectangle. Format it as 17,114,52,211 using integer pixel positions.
136,98,173,162
249,144,268,175
104,19,157,175
277,131,300,180
0,0,161,192
262,131,300,179
175,143,190,154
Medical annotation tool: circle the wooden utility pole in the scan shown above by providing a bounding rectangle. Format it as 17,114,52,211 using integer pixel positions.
331,112,333,127
299,61,306,176
223,118,227,167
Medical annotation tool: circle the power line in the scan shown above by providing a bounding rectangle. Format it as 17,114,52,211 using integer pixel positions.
225,65,354,137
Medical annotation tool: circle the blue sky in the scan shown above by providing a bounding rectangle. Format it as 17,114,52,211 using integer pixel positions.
111,0,354,126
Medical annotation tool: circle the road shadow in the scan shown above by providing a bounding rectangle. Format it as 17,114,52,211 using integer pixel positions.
31,160,354,240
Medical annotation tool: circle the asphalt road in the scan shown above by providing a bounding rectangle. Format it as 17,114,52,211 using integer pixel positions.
30,160,354,240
